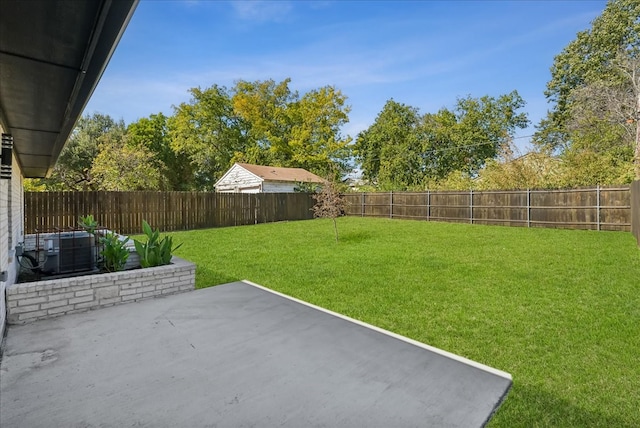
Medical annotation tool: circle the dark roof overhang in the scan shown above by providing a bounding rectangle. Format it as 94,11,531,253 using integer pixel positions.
0,0,138,178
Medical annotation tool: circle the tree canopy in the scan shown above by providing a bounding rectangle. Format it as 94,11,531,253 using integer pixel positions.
127,112,192,190
534,0,640,181
355,91,529,190
91,142,162,191
31,79,353,191
231,79,352,179
169,78,353,189
170,84,247,190
38,113,126,190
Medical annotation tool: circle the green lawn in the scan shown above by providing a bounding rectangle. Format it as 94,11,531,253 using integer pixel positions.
170,217,640,427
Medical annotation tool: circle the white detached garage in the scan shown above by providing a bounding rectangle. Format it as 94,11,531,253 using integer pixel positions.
214,163,325,193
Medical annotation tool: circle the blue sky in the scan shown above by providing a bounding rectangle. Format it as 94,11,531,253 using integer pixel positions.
85,0,608,153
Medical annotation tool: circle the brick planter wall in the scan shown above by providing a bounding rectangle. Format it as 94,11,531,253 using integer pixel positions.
6,256,195,324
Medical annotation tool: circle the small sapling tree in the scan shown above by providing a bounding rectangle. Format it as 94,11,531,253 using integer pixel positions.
312,180,346,242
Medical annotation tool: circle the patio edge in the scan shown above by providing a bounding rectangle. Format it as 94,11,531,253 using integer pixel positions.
240,279,512,381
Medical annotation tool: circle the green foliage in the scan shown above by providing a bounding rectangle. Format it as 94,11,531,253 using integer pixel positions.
355,100,423,189
476,153,562,190
100,232,130,273
133,220,182,268
168,79,353,187
90,141,163,191
232,78,296,167
286,85,353,179
48,113,126,190
449,92,529,171
355,92,529,190
127,113,193,190
78,214,98,234
31,78,354,191
541,0,639,122
425,170,476,190
422,147,632,191
232,78,353,180
30,113,165,191
534,0,640,179
556,149,635,187
294,181,321,193
170,85,247,189
23,178,47,192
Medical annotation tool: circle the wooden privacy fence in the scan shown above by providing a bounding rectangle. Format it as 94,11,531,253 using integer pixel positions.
632,181,640,245
24,191,316,235
343,186,632,231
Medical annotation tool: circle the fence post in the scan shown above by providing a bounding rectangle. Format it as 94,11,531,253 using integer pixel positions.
254,195,257,224
470,189,474,224
527,189,531,228
632,181,640,246
597,185,601,231
390,191,393,219
254,194,259,225
361,192,365,217
426,190,430,222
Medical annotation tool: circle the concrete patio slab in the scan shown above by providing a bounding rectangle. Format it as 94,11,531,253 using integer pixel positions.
1,280,511,427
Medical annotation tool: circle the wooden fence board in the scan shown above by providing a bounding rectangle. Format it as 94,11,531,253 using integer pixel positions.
343,186,632,231
24,192,316,235
25,187,632,235
632,181,640,245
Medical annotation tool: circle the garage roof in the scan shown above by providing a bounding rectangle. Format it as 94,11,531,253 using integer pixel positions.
236,163,325,183
0,0,138,178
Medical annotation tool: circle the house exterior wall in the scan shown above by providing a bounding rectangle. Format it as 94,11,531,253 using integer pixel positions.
0,167,6,339
1,129,24,339
262,181,297,193
216,165,262,193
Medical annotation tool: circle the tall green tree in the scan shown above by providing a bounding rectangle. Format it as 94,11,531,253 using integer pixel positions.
355,92,529,190
232,78,296,166
40,113,126,190
90,139,163,191
232,78,353,178
448,92,529,173
354,100,423,189
148,79,355,189
533,0,640,179
558,78,636,186
127,113,192,190
288,86,352,178
170,85,248,190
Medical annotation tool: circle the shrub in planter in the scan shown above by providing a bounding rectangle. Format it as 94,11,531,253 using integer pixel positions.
100,232,130,272
78,214,98,234
134,220,182,268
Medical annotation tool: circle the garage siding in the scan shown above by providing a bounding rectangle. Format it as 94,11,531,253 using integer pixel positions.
216,165,262,193
262,182,297,193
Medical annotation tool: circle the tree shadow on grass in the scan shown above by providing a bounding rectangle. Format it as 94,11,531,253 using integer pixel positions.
194,265,239,289
491,382,635,427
